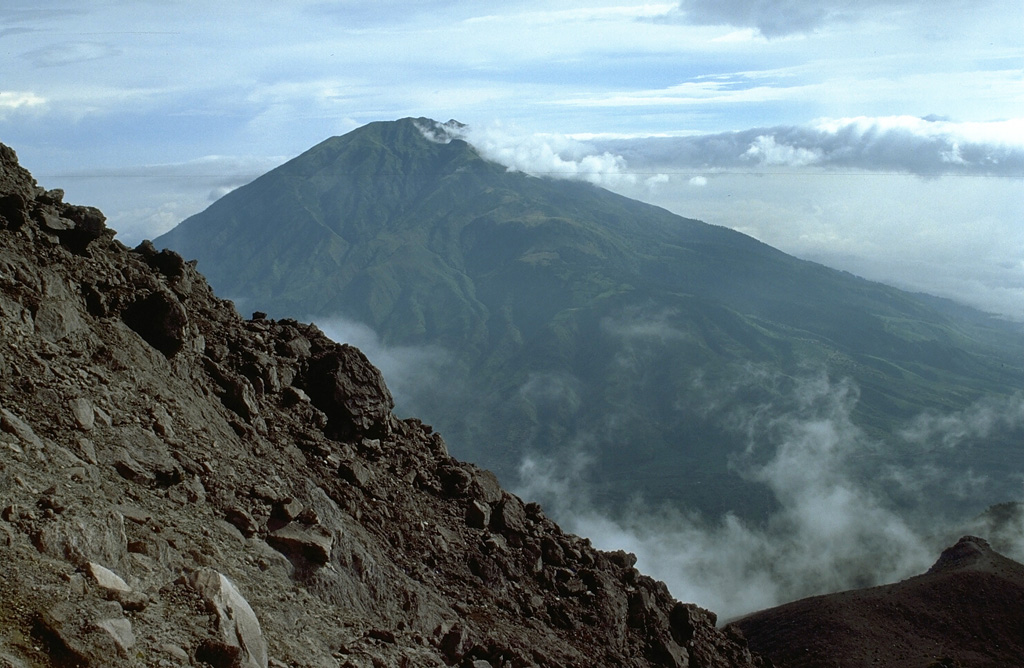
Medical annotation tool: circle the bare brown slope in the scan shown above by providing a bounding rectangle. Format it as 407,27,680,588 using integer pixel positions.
0,143,768,667
729,536,1024,668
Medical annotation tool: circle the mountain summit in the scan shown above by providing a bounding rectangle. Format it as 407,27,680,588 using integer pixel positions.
155,118,1024,519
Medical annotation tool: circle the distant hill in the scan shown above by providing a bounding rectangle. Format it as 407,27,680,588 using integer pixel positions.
730,536,1024,667
155,118,1024,519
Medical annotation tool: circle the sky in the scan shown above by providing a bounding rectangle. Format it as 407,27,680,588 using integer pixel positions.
2,0,1022,317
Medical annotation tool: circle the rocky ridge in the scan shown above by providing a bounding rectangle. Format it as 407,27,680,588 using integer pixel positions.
730,536,1024,667
0,142,767,667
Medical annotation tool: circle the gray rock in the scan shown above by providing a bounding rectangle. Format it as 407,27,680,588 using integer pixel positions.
151,403,175,439
37,600,135,666
281,385,310,405
70,397,95,431
93,617,136,657
34,299,85,342
267,523,334,565
37,209,73,232
86,562,131,594
206,359,261,421
468,469,503,505
33,508,128,569
187,569,269,668
226,506,259,538
0,408,41,448
492,495,528,535
338,459,371,488
466,500,491,530
299,346,395,441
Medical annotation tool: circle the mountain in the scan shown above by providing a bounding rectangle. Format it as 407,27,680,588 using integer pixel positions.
155,118,1024,519
0,144,768,666
729,535,1024,667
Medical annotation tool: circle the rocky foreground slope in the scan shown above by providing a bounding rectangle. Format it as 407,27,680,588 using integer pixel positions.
0,144,768,667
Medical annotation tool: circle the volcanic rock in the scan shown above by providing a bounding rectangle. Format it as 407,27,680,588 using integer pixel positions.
730,535,1024,668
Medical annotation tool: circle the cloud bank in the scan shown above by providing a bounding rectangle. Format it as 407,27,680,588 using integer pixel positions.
441,116,1024,185
595,116,1024,178
669,0,994,37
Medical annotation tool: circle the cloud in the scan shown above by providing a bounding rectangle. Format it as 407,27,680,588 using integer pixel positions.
421,120,672,190
899,393,1024,451
667,0,979,37
0,91,46,118
744,134,822,166
514,370,1024,619
21,42,120,67
600,308,689,343
432,116,1024,184
595,116,1024,177
462,124,646,189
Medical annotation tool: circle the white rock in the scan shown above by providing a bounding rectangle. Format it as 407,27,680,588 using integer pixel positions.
87,562,132,594
188,569,268,668
70,397,95,431
94,616,135,657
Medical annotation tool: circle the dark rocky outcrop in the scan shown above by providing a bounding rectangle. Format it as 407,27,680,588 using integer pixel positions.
730,535,1024,668
0,142,766,666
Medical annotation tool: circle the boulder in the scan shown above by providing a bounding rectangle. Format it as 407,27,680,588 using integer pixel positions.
69,397,96,431
86,562,131,595
187,569,268,668
267,523,334,564
120,290,188,357
492,495,528,535
36,600,135,666
466,500,491,530
299,345,394,441
0,407,42,448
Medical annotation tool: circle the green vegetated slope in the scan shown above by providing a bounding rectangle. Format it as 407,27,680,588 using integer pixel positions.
156,118,1024,518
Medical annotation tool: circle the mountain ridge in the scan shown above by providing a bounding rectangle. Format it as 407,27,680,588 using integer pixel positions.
155,118,1024,520
730,535,1024,667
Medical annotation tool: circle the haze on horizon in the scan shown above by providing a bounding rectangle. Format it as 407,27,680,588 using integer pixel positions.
1,0,1022,319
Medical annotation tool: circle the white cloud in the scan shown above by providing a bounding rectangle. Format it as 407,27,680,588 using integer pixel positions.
687,175,707,186
0,91,46,110
744,135,822,166
899,393,1024,451
515,370,1024,619
596,116,1024,176
514,373,942,619
453,123,648,189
